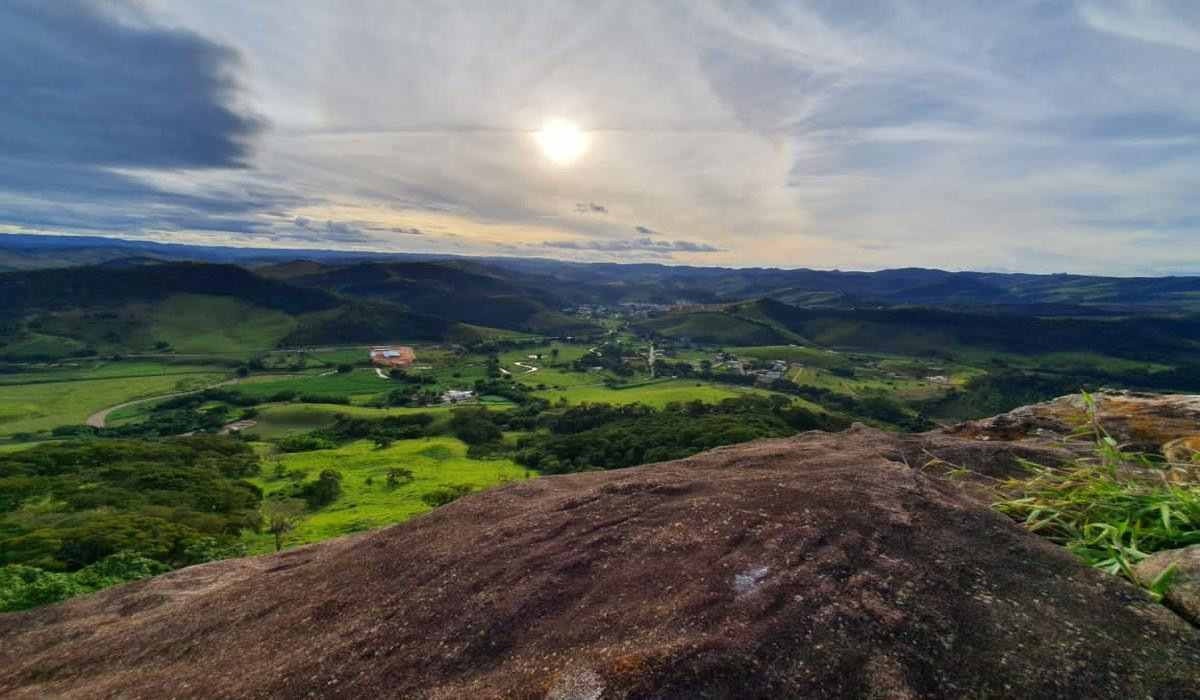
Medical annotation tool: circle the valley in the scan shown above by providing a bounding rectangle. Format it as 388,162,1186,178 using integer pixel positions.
2,253,1199,621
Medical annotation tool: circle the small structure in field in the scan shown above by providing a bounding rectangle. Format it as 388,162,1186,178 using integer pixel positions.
442,389,475,404
370,346,415,368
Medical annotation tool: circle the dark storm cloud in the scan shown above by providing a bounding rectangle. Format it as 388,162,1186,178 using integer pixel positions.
0,0,262,169
0,2,278,237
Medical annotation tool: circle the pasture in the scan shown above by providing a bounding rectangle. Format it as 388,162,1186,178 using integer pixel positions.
241,436,528,552
249,402,478,438
0,372,226,436
533,378,774,408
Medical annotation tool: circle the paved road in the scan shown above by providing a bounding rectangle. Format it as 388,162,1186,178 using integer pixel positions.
84,377,243,428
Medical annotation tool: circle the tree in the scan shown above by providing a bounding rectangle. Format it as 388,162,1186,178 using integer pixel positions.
336,363,354,374
386,467,414,489
449,409,502,445
261,499,306,552
299,469,343,509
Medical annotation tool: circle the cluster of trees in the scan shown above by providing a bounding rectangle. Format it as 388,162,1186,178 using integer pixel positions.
656,365,932,432
572,342,635,375
515,396,846,474
373,368,454,408
314,413,436,445
0,437,262,578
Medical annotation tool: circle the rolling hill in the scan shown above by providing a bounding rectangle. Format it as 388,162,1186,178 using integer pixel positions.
7,234,1200,313
0,262,493,359
637,298,1200,362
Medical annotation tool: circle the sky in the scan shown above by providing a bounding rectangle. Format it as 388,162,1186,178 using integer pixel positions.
3,0,1200,274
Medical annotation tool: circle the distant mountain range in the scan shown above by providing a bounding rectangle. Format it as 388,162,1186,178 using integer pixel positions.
4,233,1200,315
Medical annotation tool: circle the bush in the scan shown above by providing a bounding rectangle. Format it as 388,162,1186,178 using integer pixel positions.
386,468,414,488
0,552,171,612
298,469,343,509
421,484,473,508
298,393,351,405
449,409,502,445
276,435,336,453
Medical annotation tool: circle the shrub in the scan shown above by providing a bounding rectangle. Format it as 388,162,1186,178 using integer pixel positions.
298,469,343,509
276,435,336,453
421,484,473,508
386,468,414,488
449,409,502,445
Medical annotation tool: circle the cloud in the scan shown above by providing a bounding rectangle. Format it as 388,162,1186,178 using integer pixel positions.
291,217,370,242
8,1,1200,273
366,225,425,236
0,1,273,240
1080,1,1200,53
542,236,723,255
0,0,261,169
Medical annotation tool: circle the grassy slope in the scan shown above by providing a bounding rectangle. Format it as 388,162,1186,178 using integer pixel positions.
0,372,226,436
249,403,474,439
143,295,297,354
533,378,774,408
638,311,798,345
0,360,223,385
242,437,527,552
229,368,393,402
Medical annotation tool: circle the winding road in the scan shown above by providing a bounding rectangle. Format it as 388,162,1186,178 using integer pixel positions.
84,376,248,428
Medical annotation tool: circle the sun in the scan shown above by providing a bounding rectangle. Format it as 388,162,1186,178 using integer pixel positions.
535,119,588,165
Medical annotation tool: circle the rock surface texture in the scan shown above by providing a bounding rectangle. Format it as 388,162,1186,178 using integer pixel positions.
2,393,1199,698
1137,545,1200,627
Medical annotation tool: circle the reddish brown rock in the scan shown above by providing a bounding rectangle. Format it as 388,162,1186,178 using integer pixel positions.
2,425,1198,699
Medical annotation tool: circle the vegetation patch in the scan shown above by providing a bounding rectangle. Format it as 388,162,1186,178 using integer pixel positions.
0,437,262,609
993,394,1200,597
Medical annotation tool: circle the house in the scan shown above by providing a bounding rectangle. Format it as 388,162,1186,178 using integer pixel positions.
370,346,415,368
442,389,475,404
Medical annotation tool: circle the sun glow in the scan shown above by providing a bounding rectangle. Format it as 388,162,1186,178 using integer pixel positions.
535,119,588,165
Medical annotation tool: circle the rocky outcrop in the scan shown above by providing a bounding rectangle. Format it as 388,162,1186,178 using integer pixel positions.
1137,545,1200,627
951,390,1200,454
1,396,1199,699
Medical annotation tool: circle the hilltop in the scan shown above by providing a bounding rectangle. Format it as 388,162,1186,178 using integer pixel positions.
6,234,1200,313
3,393,1198,698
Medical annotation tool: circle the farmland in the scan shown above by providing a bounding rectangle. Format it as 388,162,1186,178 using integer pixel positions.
0,370,227,436
240,436,527,553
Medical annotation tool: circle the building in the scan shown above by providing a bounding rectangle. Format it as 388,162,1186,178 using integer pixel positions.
369,346,415,368
442,389,475,404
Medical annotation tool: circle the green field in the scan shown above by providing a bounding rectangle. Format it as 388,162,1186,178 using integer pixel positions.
143,295,298,354
735,345,854,370
0,332,90,360
533,377,775,407
228,368,392,402
640,312,797,345
249,402,478,438
0,372,227,436
242,436,527,552
0,360,227,386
